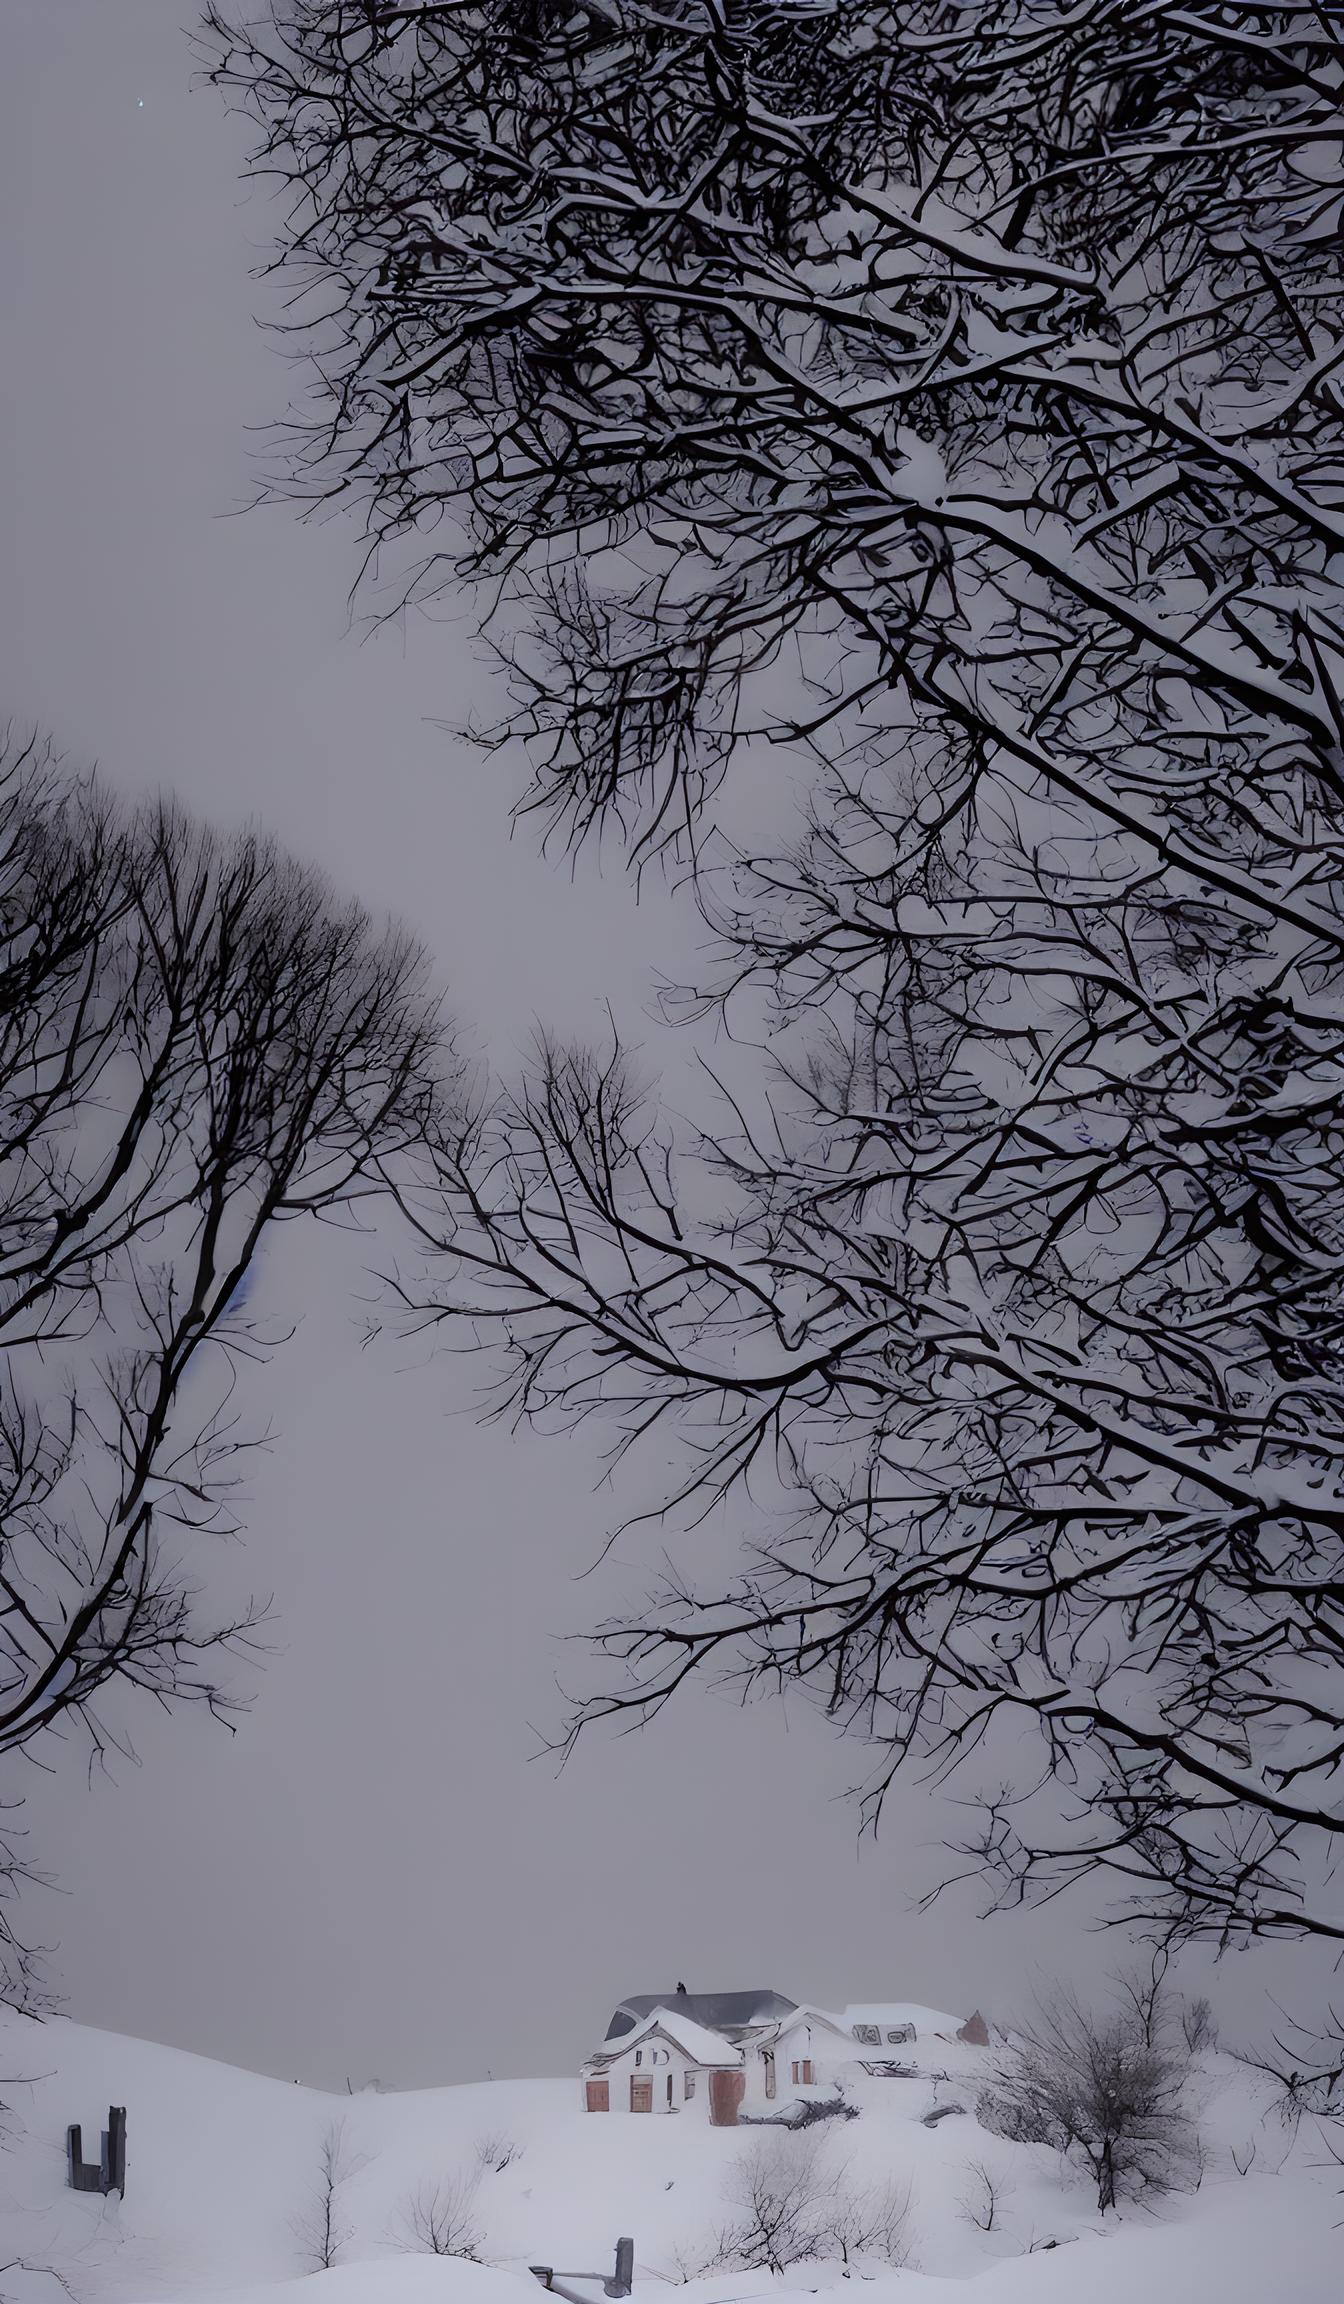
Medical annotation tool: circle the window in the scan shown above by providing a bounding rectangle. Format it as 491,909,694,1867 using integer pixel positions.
853,2024,881,2046
763,2050,776,2101
635,2049,643,2066
666,2073,674,2107
791,2060,814,2086
684,2071,697,2101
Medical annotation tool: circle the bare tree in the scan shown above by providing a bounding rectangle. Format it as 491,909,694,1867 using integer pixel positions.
1116,1949,1171,2053
822,2175,915,2273
0,731,440,1995
395,2172,484,2261
703,2132,829,2274
978,1979,1199,2215
296,2121,359,2273
957,2158,1010,2235
1180,1998,1218,2057
696,2131,913,2275
205,6,1344,1965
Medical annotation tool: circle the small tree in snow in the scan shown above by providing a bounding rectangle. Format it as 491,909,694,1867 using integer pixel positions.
396,2172,484,2261
822,2176,915,2273
698,2131,914,2274
712,2133,825,2274
296,2122,361,2272
473,2128,520,2175
1181,1999,1219,2057
1116,1952,1171,2054
957,2158,1011,2235
978,1982,1197,2215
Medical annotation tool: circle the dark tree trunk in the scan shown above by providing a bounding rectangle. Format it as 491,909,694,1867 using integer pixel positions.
1097,2139,1117,2215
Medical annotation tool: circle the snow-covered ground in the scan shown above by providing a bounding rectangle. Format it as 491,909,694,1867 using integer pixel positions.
0,2004,1337,2304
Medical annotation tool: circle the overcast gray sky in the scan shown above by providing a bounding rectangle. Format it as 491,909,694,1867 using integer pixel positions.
0,2,1307,2090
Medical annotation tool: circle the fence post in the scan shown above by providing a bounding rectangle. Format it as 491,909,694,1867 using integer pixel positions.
105,2107,126,2196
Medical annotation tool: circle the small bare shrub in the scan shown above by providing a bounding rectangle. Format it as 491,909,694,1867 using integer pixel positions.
958,2158,1011,2233
396,2173,483,2260
695,2132,914,2274
824,2176,915,2270
473,2128,520,2175
1181,1998,1219,2055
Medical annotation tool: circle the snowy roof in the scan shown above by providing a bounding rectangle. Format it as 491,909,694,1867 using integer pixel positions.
604,1989,795,2042
839,2004,960,2035
616,2007,743,2067
765,2004,858,2044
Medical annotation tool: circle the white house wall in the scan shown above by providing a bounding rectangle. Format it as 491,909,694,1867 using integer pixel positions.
740,2014,857,2109
591,2036,710,2115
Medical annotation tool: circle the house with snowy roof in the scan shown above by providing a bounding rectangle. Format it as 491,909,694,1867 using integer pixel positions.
580,1988,880,2122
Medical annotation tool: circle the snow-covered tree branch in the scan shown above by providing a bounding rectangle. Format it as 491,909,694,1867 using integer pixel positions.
205,5,1344,1951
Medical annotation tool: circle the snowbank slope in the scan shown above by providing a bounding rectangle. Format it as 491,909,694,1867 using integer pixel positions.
0,2006,1336,2303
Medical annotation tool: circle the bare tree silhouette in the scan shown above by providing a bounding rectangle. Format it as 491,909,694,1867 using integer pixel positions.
0,731,439,1995
296,2120,364,2271
204,6,1344,1958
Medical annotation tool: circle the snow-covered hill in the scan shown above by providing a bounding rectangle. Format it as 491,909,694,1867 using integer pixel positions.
0,2005,1337,2304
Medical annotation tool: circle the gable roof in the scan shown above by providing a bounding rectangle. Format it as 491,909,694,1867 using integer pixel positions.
625,2008,744,2066
766,2004,858,2045
604,1989,796,2042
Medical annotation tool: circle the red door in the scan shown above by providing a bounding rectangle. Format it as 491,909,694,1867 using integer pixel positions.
630,2077,653,2113
585,2079,609,2112
708,2069,745,2127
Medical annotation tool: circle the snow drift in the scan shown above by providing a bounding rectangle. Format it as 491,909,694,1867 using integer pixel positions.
0,2004,1337,2304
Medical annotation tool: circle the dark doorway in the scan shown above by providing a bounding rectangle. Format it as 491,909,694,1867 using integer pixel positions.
708,2069,746,2127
